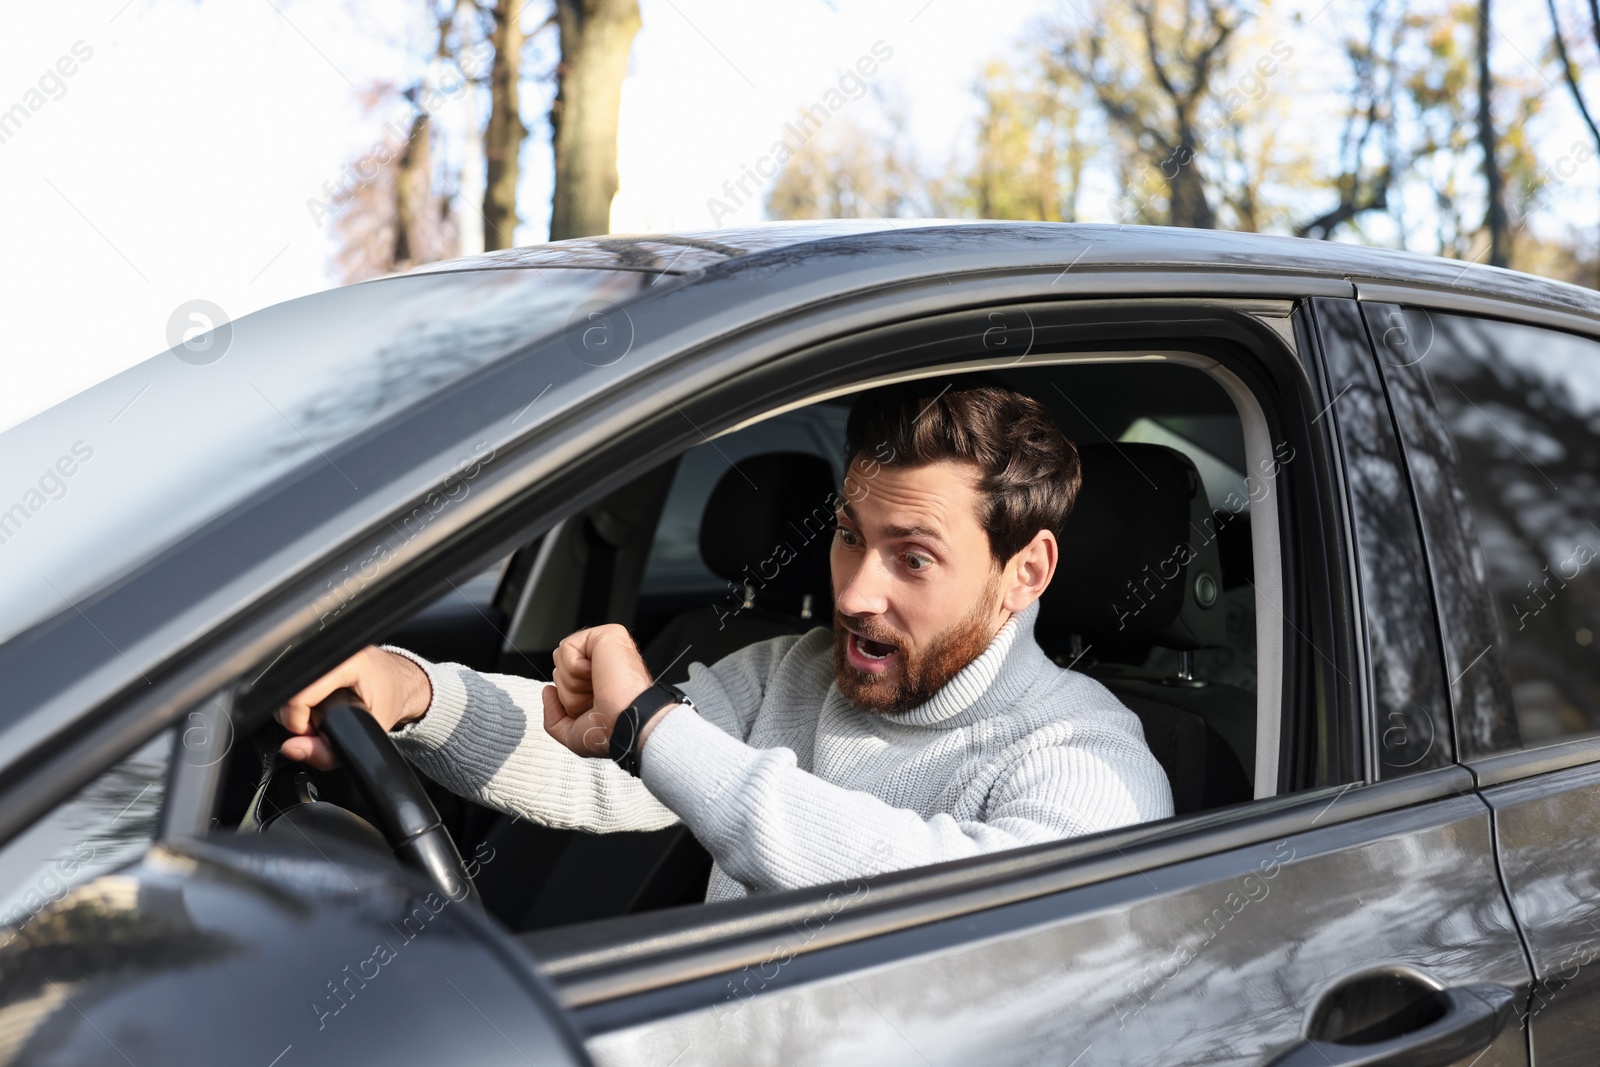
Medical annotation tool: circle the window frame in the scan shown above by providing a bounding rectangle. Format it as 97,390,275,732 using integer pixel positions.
1305,298,1457,780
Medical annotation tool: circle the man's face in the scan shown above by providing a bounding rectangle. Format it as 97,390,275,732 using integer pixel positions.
830,457,1009,714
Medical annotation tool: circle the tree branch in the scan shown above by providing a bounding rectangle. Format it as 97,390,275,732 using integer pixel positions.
1295,169,1391,239
1067,34,1171,150
1549,0,1600,149
1134,1,1183,103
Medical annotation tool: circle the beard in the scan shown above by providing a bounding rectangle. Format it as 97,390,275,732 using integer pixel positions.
832,574,1002,715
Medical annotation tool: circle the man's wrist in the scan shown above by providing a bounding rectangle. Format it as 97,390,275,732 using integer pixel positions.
636,702,682,751
389,650,433,729
610,681,689,775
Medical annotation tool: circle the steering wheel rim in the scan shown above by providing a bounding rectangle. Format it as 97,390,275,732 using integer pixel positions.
314,688,481,906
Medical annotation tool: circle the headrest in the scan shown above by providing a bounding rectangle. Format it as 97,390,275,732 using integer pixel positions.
1041,442,1225,650
699,452,838,612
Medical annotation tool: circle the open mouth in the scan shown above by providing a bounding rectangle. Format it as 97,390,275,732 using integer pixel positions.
846,629,900,674
856,635,896,658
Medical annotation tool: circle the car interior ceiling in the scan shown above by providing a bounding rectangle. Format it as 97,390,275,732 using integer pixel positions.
217,357,1264,934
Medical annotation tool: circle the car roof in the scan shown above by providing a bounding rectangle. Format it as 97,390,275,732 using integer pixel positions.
404,219,912,274
408,219,1600,321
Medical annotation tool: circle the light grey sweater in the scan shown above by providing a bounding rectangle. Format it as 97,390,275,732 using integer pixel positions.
388,600,1173,902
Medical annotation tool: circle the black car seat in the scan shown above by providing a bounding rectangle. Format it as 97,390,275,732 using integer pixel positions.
641,451,839,682
489,452,842,928
1037,442,1255,814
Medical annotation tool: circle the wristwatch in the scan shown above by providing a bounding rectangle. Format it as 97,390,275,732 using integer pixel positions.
610,680,689,777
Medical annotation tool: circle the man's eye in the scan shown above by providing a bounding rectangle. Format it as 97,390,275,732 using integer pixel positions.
903,553,932,571
836,527,860,547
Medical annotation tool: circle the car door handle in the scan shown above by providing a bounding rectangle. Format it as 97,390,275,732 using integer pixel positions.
1267,980,1516,1067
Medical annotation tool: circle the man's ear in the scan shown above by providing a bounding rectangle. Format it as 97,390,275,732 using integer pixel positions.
1000,529,1057,614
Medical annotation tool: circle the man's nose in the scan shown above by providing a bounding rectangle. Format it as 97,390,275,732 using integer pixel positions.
833,551,889,617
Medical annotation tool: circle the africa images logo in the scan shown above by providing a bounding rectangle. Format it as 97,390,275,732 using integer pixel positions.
167,299,233,366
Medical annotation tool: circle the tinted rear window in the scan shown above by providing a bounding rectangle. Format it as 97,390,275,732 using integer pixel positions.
1421,313,1600,748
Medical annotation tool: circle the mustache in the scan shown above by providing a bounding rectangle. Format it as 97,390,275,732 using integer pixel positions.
837,612,907,647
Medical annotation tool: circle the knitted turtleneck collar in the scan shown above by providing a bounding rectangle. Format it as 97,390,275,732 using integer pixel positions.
886,598,1050,729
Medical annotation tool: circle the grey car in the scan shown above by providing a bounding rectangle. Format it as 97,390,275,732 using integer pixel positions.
2,220,1598,1066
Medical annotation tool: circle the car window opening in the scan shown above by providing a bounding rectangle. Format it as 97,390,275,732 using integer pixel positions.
193,350,1291,943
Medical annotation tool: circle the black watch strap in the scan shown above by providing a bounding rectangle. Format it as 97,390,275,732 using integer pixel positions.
610,680,687,777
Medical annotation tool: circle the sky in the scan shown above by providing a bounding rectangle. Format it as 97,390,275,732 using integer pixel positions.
0,0,1594,433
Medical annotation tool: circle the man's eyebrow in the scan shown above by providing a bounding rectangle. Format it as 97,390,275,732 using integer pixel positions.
883,523,947,545
836,501,947,546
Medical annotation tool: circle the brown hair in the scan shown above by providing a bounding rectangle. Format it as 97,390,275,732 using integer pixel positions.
844,379,1081,566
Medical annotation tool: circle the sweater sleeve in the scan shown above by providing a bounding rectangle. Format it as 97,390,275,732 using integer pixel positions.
674,632,808,741
638,706,1172,894
384,646,679,833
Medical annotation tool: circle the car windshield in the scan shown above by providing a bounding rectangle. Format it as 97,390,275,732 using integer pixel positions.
0,267,651,644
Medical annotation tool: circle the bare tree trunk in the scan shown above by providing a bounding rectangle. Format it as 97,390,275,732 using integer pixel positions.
483,0,526,251
1476,0,1509,266
1167,165,1215,226
549,0,641,241
1127,0,1232,229
1062,111,1087,223
1167,122,1216,228
393,109,430,269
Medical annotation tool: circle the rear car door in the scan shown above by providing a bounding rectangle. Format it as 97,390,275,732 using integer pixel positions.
530,296,1532,1067
1364,302,1600,1067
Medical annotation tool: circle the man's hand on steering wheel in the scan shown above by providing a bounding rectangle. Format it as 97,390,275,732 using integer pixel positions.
276,647,432,770
273,655,477,905
542,624,655,758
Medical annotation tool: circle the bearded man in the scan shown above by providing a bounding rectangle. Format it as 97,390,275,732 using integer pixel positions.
277,382,1174,901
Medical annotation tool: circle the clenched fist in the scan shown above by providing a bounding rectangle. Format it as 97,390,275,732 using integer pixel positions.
541,624,656,758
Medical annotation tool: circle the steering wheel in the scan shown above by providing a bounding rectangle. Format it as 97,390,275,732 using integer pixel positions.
309,688,481,905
